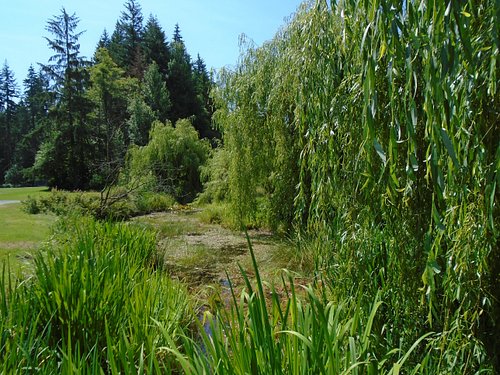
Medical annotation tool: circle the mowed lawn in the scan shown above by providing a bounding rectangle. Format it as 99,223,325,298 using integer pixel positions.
0,187,54,268
0,186,50,201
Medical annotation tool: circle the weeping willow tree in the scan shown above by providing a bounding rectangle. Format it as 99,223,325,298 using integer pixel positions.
213,0,499,371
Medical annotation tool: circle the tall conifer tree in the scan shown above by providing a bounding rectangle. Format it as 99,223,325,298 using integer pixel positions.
142,15,170,76
167,25,197,123
37,8,91,189
0,61,18,184
110,0,145,78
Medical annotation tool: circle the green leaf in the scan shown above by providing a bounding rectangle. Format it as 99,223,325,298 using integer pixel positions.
440,128,460,168
410,153,419,171
429,260,441,274
432,202,445,231
373,139,387,165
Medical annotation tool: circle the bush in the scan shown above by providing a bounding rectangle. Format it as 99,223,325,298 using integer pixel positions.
21,188,176,220
135,191,176,213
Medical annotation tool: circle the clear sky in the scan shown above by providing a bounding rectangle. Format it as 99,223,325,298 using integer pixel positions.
1,0,303,90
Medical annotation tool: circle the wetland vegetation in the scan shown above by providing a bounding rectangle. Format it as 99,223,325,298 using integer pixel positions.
0,0,498,373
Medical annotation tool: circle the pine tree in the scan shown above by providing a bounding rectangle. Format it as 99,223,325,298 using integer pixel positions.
37,8,92,189
167,25,197,124
110,0,145,78
142,15,170,76
0,61,19,184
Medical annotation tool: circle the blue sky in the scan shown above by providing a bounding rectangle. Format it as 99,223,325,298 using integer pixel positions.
1,0,303,89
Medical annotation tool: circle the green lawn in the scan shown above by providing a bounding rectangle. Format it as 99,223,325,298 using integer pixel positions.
0,187,54,270
0,186,50,201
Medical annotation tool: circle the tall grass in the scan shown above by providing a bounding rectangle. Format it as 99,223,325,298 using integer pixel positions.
164,240,433,374
0,217,193,373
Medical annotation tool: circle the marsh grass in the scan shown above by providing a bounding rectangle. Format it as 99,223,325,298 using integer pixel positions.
163,238,433,374
0,217,194,373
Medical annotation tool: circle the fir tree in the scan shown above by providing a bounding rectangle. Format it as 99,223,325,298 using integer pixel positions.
23,65,50,131
167,26,197,124
96,29,111,51
37,8,92,189
0,61,18,184
87,48,135,187
0,61,18,118
192,54,218,139
4,66,52,185
172,23,182,43
111,0,145,78
108,21,126,66
142,15,170,76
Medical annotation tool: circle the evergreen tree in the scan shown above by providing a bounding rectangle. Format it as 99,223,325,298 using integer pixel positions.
6,66,53,186
36,8,92,189
142,15,170,76
166,26,197,124
6,66,52,185
23,65,50,131
127,95,156,146
96,29,111,51
192,54,218,139
0,61,18,119
110,0,145,78
108,21,126,66
143,62,170,123
172,23,182,43
120,0,143,47
0,61,19,184
0,67,4,111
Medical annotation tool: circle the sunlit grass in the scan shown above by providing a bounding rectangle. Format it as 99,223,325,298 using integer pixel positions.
0,186,49,201
0,202,55,269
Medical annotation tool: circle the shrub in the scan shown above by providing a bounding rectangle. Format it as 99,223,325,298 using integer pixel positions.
135,191,176,213
21,188,175,220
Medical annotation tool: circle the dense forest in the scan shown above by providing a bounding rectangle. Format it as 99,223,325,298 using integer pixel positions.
0,0,217,192
0,0,498,373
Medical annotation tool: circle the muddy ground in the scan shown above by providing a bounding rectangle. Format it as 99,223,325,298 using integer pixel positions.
133,209,312,295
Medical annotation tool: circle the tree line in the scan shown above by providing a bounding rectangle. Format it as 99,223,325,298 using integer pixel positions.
0,0,218,190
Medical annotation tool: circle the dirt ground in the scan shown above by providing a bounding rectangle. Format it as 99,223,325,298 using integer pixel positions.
133,209,312,295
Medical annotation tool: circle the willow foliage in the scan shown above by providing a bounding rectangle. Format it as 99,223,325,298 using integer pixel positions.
215,0,499,370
